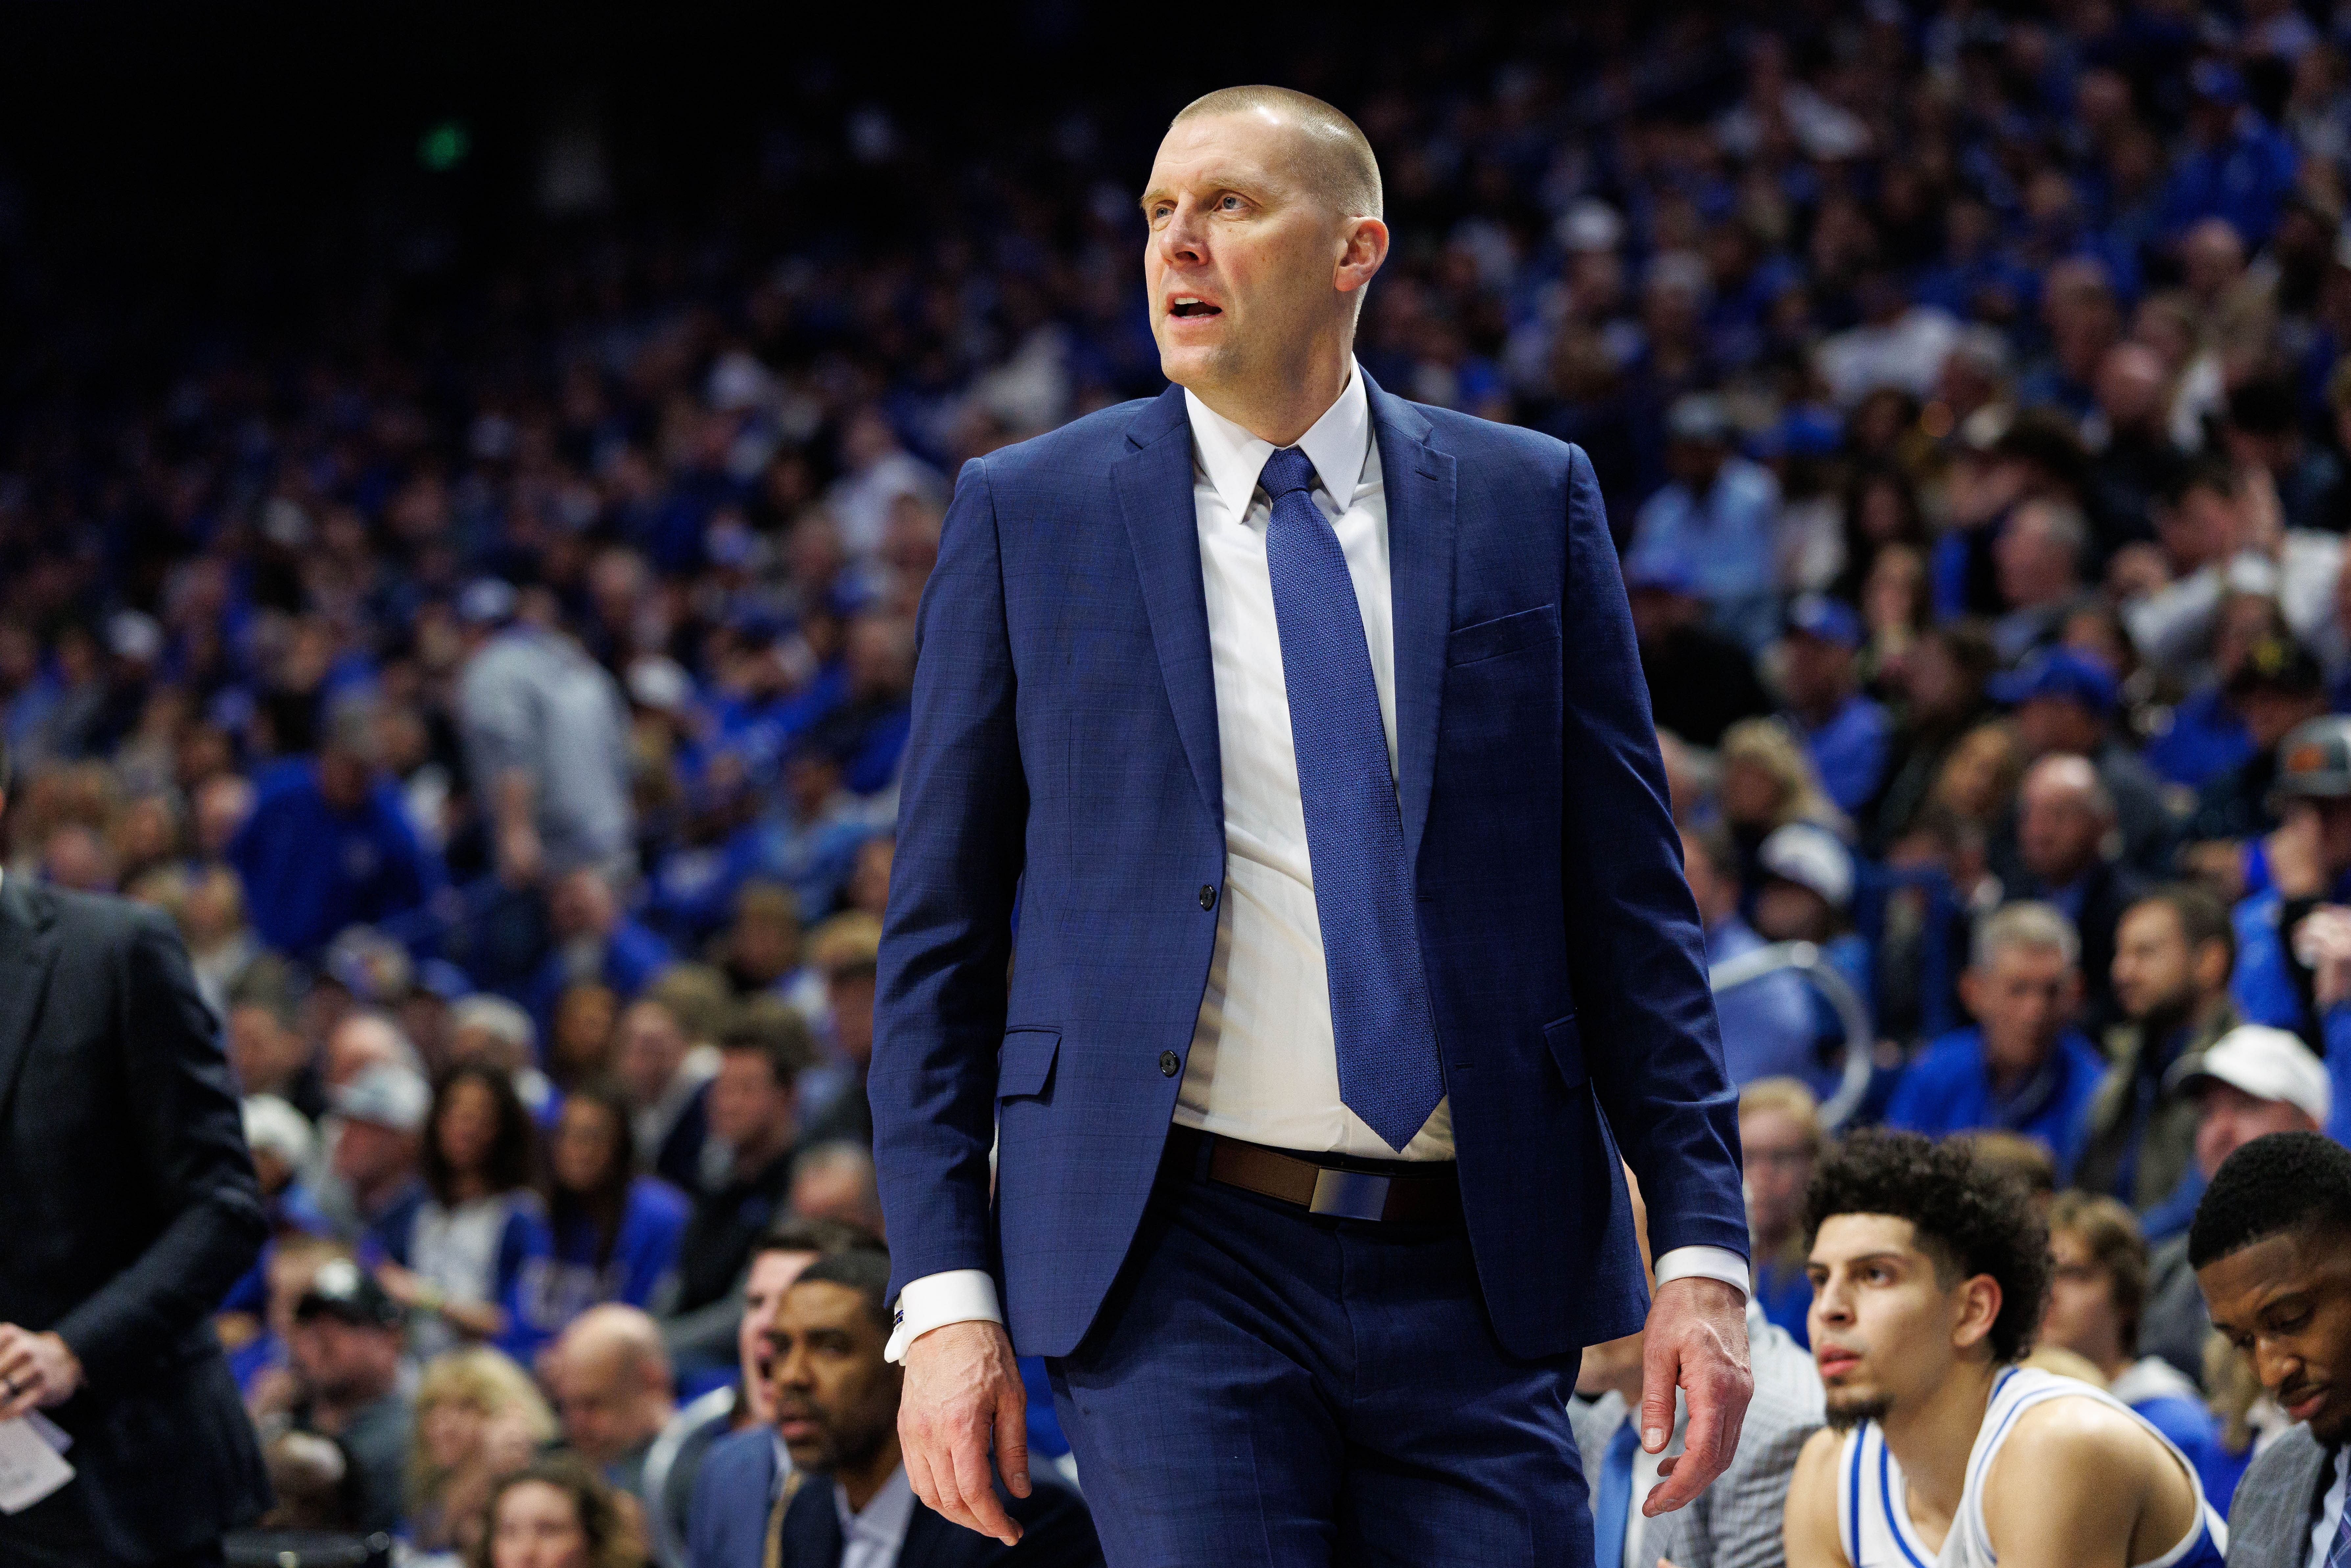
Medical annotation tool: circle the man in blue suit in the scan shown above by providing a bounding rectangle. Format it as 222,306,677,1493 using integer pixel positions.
873,84,1753,1567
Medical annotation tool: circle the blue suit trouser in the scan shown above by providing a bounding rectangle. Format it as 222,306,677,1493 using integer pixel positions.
1046,1140,1596,1567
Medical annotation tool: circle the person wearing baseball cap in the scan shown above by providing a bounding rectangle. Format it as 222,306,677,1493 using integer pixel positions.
1780,593,1892,820
2230,715,2351,1042
1625,391,1782,649
2181,632,2329,847
326,1062,431,1264
2134,1026,2333,1385
284,1256,413,1535
1752,821,1875,1095
1994,644,2178,878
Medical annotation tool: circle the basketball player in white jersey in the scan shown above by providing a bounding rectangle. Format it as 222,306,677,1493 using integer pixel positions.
1782,1130,2226,1568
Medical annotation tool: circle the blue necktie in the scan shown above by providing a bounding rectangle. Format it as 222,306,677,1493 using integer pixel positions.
1593,1419,1639,1568
1260,445,1445,1152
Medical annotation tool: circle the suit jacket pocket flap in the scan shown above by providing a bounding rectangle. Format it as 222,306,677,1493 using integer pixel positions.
1542,1013,1587,1088
1447,603,1560,666
997,1028,1062,1100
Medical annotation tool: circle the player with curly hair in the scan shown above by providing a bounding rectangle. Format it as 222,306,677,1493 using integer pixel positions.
1781,1130,2224,1567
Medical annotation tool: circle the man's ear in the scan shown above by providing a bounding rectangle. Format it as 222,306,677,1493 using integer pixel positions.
1952,1273,2004,1353
1335,217,1389,297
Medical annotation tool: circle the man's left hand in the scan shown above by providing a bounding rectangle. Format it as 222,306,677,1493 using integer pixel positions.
1637,1276,1751,1516
0,1325,83,1419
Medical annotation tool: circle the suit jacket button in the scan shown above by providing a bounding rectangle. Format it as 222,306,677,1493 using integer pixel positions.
1198,884,1217,910
1159,1050,1180,1077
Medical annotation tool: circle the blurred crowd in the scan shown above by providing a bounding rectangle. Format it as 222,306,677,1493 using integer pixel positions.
18,0,2351,1561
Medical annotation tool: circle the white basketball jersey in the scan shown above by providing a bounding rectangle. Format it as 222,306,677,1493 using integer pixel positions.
1835,1366,2228,1568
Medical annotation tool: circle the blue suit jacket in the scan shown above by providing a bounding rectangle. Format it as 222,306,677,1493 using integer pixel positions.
873,376,1747,1360
688,1425,779,1568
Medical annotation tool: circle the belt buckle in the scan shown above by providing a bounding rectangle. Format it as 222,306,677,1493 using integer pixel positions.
1309,1167,1392,1221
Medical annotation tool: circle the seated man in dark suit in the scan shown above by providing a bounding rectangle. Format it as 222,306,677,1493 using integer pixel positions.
690,1248,1099,1568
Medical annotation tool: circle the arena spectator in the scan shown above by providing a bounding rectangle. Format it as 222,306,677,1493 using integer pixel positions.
1990,498,2097,666
550,1305,678,1504
285,1257,416,1537
526,866,674,1029
1992,647,2177,879
1778,594,1892,821
2006,753,2146,1031
375,1063,555,1362
801,914,882,1146
1740,1078,1823,1348
1625,394,1782,651
2078,887,2243,1211
788,1142,885,1237
226,952,327,1118
2183,633,2329,849
1681,824,1814,1088
408,1347,560,1558
457,582,636,883
619,992,721,1192
324,1060,432,1254
2039,1193,2236,1509
2191,1133,2351,1566
473,1454,649,1568
536,1081,692,1330
2139,1024,2334,1384
1752,819,1874,1087
1626,559,1772,750
1885,902,2106,1179
2235,716,2351,1039
669,1022,807,1335
229,698,445,962
452,992,560,1123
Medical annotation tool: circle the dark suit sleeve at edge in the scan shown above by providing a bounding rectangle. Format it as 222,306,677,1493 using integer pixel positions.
1554,445,1749,1262
53,906,267,1390
870,455,1030,1300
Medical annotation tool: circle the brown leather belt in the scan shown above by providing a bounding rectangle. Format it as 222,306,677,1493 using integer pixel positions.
1164,1125,1461,1226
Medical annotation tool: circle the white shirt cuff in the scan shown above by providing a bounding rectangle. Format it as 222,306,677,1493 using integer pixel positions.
884,1269,1003,1364
1653,1244,1750,1299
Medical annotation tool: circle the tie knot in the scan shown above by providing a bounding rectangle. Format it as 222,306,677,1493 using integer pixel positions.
1259,446,1320,502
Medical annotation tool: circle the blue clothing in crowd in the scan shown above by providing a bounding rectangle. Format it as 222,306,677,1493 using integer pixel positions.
523,917,675,1035
372,1189,556,1364
1706,915,1817,1088
1796,694,1892,820
229,759,444,961
1883,1025,2106,1180
529,1176,692,1335
1752,1253,1812,1349
1626,456,1782,650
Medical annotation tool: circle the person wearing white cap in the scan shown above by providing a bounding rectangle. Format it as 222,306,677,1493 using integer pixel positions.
2137,1024,2332,1386
1752,820,1876,1095
324,1061,432,1260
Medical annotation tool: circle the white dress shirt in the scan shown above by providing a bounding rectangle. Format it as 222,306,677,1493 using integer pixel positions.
2306,1443,2348,1568
884,366,1746,1362
835,1463,918,1568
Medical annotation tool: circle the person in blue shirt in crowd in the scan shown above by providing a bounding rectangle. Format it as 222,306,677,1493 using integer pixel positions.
230,697,444,963
645,750,776,950
2039,1192,2238,1512
758,744,879,930
2160,64,2300,248
1681,821,1815,1087
523,864,674,1034
368,1062,555,1365
531,1080,692,1338
1777,593,1892,823
1886,901,2107,1181
1751,820,1874,1101
2234,717,2351,1043
1625,392,1785,652
1740,1077,1823,1348
1994,646,2179,881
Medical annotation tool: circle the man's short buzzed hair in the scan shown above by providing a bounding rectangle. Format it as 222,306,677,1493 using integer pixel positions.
1172,86,1383,219
2188,1130,2351,1269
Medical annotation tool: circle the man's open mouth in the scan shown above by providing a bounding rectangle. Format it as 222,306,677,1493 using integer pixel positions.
1168,296,1222,318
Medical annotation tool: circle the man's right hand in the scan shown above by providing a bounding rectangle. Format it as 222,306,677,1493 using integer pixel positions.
899,1319,1030,1545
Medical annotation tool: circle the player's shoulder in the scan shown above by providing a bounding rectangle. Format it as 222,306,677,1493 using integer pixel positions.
1790,1423,1849,1498
1786,1425,1856,1565
1987,1386,2170,1490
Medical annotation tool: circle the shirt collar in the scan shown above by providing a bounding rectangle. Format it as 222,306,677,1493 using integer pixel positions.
834,1463,918,1554
1183,360,1373,522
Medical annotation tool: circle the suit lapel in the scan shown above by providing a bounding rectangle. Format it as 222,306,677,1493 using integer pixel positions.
1113,384,1224,831
899,1493,959,1568
1365,376,1456,873
0,876,60,1132
782,1471,845,1565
